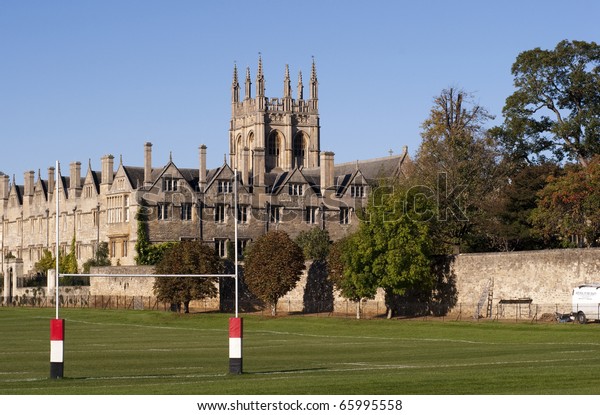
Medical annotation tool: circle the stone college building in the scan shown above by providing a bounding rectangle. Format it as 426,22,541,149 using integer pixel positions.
0,57,410,293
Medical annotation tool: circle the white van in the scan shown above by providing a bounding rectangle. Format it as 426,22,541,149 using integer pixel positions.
572,284,600,324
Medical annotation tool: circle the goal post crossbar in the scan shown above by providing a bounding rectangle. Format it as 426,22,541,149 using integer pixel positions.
59,273,236,278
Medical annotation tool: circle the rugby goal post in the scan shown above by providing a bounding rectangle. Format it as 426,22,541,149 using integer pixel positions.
51,163,242,378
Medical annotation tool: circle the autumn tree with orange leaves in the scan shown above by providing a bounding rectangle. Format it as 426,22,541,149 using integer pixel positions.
532,157,600,247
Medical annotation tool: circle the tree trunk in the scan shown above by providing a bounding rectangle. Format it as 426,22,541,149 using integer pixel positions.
356,300,361,320
184,300,190,314
271,302,277,316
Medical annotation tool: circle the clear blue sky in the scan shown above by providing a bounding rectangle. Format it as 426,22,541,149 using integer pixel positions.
1,0,598,180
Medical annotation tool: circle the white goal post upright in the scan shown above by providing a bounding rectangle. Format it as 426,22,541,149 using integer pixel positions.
49,162,243,378
229,168,243,374
50,161,64,379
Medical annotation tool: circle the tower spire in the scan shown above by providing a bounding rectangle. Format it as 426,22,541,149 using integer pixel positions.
256,53,265,97
232,62,240,103
244,66,252,100
256,53,265,111
297,70,304,100
284,64,291,98
309,56,318,110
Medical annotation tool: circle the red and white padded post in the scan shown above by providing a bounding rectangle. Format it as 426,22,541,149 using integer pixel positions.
50,319,65,379
229,317,243,374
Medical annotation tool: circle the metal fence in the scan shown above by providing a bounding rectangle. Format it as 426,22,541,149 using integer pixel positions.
0,295,579,322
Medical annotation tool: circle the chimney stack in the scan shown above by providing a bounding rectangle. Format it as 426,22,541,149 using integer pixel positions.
199,145,207,191
320,151,335,192
101,155,114,186
69,162,81,191
144,142,152,186
47,167,55,195
0,175,9,200
24,170,35,197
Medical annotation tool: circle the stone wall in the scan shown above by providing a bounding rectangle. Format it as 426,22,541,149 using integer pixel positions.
89,265,221,310
82,249,600,318
451,248,600,318
89,265,155,296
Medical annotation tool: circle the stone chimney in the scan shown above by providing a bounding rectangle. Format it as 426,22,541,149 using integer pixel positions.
0,175,9,200
101,155,114,186
47,167,55,194
24,170,35,197
69,162,81,190
144,142,152,186
199,145,207,191
320,151,335,192
253,147,265,187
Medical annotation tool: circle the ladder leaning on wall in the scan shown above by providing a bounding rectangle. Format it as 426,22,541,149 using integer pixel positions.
475,278,494,319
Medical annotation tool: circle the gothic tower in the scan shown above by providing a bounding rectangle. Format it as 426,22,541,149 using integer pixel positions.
229,56,320,183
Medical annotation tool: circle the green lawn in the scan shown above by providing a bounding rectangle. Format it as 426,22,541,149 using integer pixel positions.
1,307,599,394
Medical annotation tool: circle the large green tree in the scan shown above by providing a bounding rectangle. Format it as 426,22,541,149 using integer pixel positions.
476,163,561,251
495,40,600,166
295,227,330,261
327,235,378,319
243,231,305,316
336,180,434,318
416,87,506,252
153,241,222,313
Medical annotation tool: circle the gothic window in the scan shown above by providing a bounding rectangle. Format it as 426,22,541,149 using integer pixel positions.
305,206,318,224
237,239,250,258
267,131,281,171
293,134,307,168
124,195,130,222
248,132,255,178
236,135,242,169
157,203,170,220
215,204,226,223
237,205,248,223
339,207,350,224
215,239,227,258
269,205,281,223
181,203,192,221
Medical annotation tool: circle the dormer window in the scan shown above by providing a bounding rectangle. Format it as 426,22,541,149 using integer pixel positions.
163,177,178,191
217,180,233,194
289,183,303,196
350,185,365,198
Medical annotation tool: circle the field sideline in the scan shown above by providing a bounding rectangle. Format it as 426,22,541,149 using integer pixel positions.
1,308,600,394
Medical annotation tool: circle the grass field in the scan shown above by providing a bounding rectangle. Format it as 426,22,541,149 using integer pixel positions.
1,307,600,395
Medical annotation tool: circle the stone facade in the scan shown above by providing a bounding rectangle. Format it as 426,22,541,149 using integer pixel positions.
0,57,410,299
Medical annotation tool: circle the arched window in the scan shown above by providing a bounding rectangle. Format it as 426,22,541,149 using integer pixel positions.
266,131,281,171
293,133,307,168
235,135,242,169
247,132,255,182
